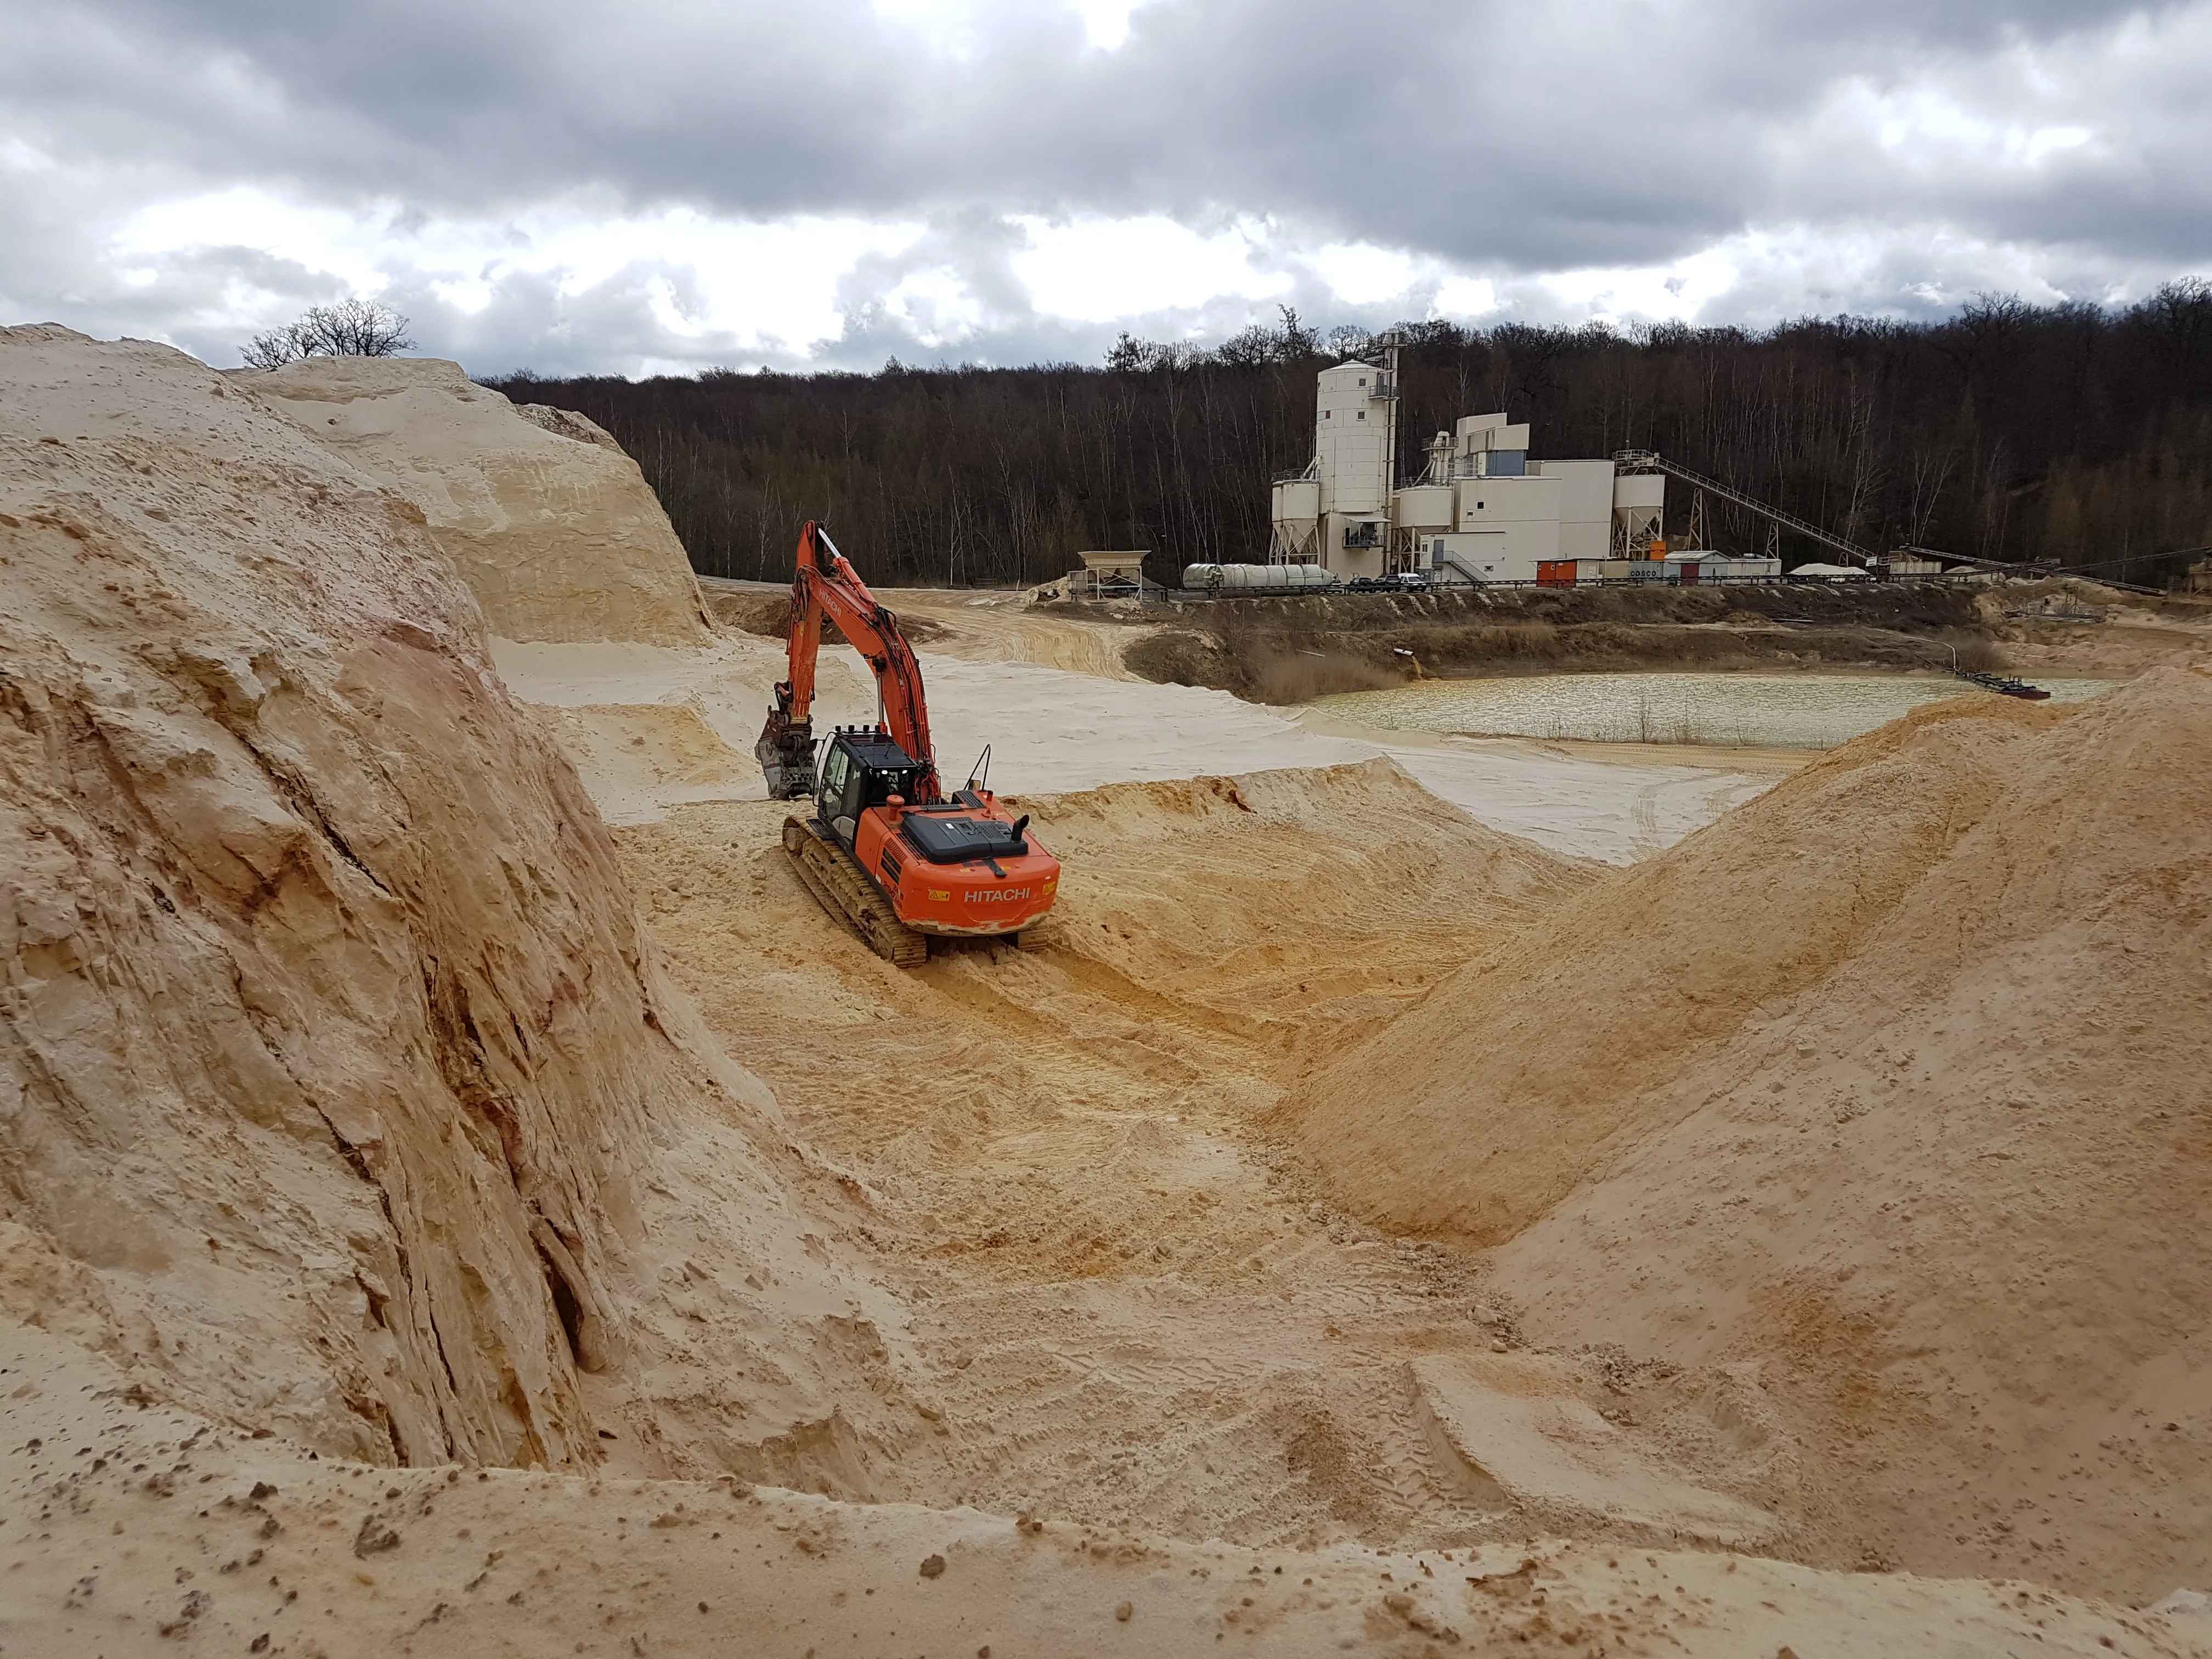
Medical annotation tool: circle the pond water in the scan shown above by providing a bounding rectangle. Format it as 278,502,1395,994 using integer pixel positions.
1309,671,2119,749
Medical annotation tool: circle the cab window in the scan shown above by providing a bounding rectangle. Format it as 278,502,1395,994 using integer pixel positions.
818,745,850,810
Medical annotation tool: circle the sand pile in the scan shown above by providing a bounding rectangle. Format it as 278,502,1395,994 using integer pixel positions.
0,327,902,1488
1288,671,2212,1597
247,354,712,646
12,326,2207,1647
19,1325,2199,1659
1024,758,1592,1029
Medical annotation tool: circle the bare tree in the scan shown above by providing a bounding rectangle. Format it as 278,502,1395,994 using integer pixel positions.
242,298,416,369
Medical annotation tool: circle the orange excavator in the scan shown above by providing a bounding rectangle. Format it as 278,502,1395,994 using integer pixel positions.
755,522,1060,966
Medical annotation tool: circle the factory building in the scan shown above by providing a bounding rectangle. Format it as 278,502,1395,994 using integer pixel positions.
1271,349,1709,585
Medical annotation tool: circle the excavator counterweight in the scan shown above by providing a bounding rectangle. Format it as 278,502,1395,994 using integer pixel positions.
756,522,1059,965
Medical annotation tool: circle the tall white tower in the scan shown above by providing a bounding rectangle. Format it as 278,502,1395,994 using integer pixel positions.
1270,336,1400,578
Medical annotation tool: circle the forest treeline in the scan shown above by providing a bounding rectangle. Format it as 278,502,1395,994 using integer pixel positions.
484,284,2212,591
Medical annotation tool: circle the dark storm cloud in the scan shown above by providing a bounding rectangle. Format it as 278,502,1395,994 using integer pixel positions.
7,0,2203,258
3,0,2208,371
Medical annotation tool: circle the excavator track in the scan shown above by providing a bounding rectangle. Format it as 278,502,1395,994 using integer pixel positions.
782,816,930,968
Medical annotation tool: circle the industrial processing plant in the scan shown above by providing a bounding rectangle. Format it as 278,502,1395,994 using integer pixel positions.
1270,336,1782,587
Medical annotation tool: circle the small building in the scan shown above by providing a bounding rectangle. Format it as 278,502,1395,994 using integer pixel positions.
1069,549,1153,600
1664,551,1782,584
1880,552,1948,578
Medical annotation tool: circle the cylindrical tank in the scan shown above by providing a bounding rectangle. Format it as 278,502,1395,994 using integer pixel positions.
1183,563,1334,592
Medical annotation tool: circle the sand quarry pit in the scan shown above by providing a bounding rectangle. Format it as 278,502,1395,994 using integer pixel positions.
3,327,2209,1657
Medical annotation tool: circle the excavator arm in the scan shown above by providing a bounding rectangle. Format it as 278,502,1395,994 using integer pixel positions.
755,521,941,803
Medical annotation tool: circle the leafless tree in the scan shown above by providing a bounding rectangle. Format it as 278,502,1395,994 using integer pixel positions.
242,298,416,369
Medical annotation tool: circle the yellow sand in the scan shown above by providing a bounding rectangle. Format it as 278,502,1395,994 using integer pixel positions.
8,325,2209,1648
250,354,713,645
1288,670,2212,1598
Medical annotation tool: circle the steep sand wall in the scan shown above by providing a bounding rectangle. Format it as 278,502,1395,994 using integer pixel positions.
0,328,886,1480
246,355,712,646
1286,670,2212,1596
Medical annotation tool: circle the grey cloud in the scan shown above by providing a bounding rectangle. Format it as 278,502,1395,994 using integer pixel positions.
4,0,2209,371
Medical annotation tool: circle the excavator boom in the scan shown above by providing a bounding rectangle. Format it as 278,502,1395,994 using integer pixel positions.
756,522,940,803
754,522,1058,965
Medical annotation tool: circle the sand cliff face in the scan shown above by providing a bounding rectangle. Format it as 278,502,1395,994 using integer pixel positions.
0,328,883,1479
245,354,712,647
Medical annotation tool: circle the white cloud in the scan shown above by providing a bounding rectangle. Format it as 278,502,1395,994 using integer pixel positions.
1534,243,1748,326
114,189,398,301
106,190,932,357
1306,244,1421,307
868,0,1138,56
1009,214,1289,323
883,264,988,347
1431,275,1500,320
1069,0,1143,50
1845,82,2097,172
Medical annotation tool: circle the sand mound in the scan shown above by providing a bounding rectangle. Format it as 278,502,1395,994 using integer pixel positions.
246,354,711,646
0,326,899,1485
538,702,759,823
1022,758,1593,1028
16,1325,2192,1659
1288,692,2076,1242
1288,670,2212,1596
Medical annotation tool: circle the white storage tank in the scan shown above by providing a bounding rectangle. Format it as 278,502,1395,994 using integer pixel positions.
1183,563,1335,592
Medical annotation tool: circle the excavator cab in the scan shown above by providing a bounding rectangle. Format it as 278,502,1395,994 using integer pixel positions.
815,727,926,849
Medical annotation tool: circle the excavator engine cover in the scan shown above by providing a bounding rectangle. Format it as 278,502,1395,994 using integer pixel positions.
898,811,1027,864
813,729,1057,944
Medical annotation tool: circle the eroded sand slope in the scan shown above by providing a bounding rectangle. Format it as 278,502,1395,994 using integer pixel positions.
249,355,712,646
0,327,908,1491
1289,670,2212,1599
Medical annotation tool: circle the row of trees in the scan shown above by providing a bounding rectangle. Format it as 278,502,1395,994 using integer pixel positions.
483,285,2212,590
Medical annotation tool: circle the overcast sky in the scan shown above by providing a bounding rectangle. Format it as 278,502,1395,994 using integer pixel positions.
4,0,2208,376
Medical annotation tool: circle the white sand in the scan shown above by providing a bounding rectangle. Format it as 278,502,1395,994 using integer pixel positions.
490,631,1797,861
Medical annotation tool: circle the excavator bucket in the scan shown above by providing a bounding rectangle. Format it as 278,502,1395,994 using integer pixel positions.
756,686,816,800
